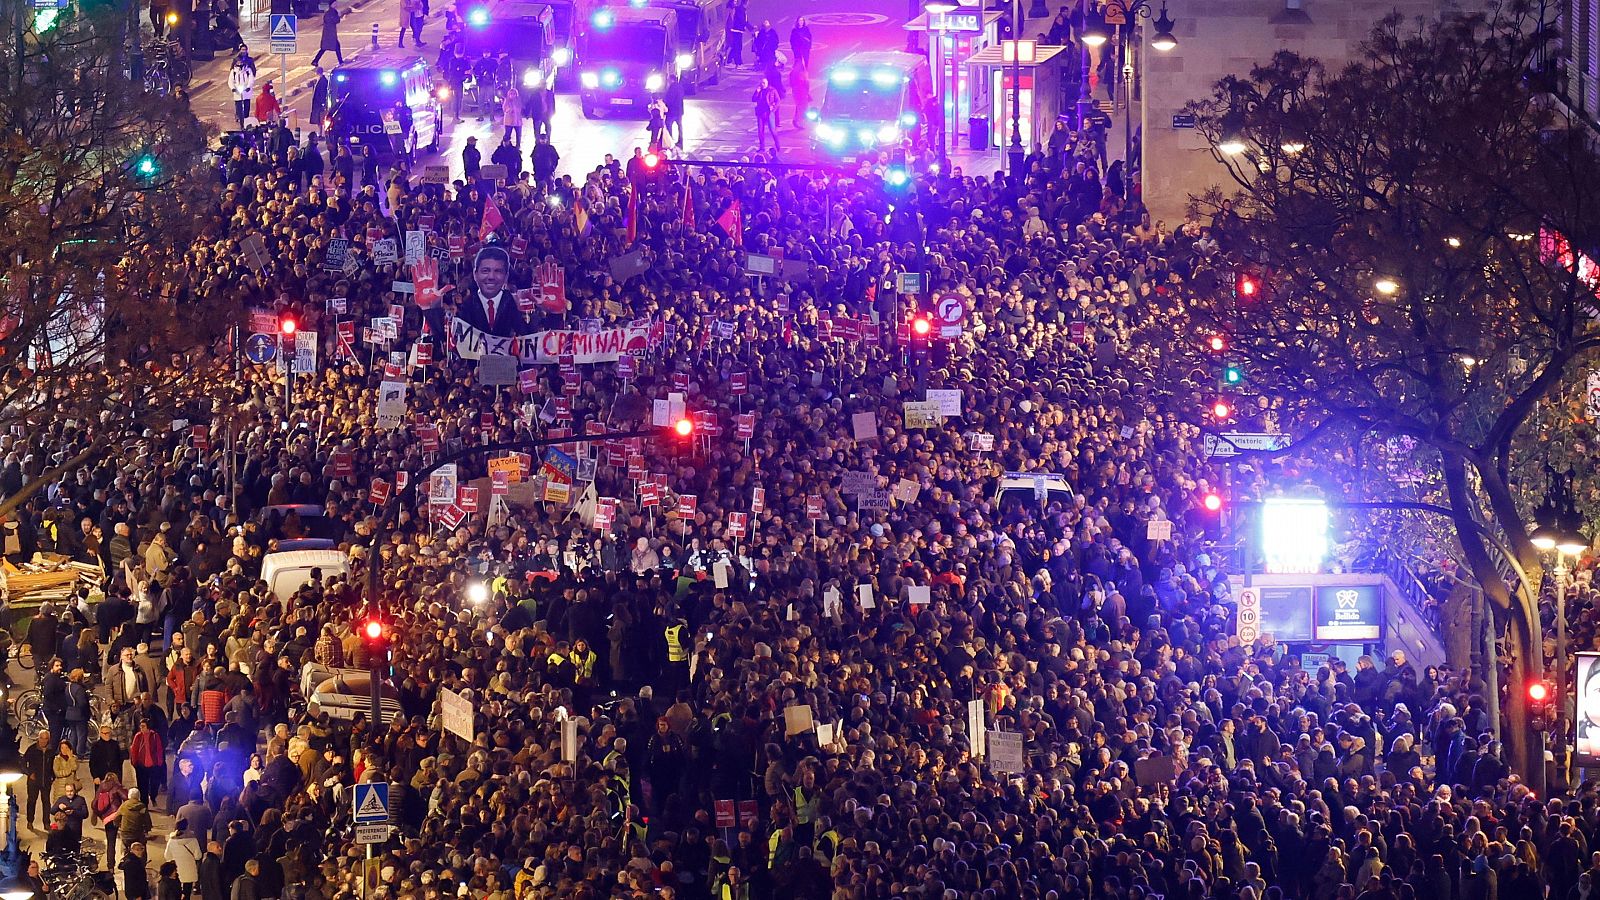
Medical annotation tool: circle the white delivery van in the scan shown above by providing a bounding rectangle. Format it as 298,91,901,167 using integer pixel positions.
261,549,349,607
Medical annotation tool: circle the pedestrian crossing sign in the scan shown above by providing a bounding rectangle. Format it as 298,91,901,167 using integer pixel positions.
353,782,390,823
269,13,297,55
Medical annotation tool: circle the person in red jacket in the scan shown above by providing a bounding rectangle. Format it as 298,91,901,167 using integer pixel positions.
128,719,165,809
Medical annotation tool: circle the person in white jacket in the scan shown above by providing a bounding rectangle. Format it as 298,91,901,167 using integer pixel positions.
229,54,256,129
165,818,202,897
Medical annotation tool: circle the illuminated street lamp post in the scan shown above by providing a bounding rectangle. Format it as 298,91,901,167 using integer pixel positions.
1080,0,1177,173
925,0,958,165
1531,480,1589,785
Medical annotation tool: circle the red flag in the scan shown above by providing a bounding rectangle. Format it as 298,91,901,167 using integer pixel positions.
716,200,742,246
625,182,639,244
573,196,591,237
681,178,693,229
479,195,505,242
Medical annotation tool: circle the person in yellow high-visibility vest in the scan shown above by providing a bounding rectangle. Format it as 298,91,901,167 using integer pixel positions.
663,619,689,690
791,767,820,846
712,865,751,900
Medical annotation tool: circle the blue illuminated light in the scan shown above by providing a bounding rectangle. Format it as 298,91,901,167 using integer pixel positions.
592,8,614,28
467,7,489,26
899,111,917,126
380,70,398,86
870,69,899,87
335,73,348,82
887,168,908,186
829,68,858,85
601,68,621,86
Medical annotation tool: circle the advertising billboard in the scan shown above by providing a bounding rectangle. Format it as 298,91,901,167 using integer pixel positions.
1575,652,1600,767
1313,584,1384,641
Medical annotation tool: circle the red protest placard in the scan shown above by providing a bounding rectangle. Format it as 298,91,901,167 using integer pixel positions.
639,483,660,507
562,372,581,395
369,478,391,505
331,451,353,478
439,504,467,530
457,486,480,513
191,425,210,451
806,496,824,520
617,355,637,380
752,486,765,513
676,494,697,517
447,235,466,260
416,342,434,367
510,236,528,260
729,371,749,395
728,512,748,539
515,289,536,314
715,801,735,829
491,471,510,495
736,414,755,440
518,369,539,394
672,372,689,391
395,471,410,492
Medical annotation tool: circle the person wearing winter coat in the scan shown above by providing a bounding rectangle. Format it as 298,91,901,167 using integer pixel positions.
94,773,128,866
229,55,255,128
254,82,282,125
502,86,523,146
166,819,203,897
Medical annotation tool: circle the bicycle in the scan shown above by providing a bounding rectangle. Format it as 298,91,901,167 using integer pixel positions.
143,37,192,96
14,687,107,743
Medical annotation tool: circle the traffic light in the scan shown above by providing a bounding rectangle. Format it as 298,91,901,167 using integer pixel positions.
643,152,662,171
1210,398,1233,421
1528,680,1554,729
133,153,160,180
1207,334,1227,354
361,617,390,668
1235,272,1259,300
1223,362,1244,385
912,316,932,338
673,417,694,438
279,316,298,337
1202,491,1223,513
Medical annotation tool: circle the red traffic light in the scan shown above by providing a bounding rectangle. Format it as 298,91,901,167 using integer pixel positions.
1236,273,1259,298
673,417,694,438
912,316,932,337
1528,681,1551,703
1208,334,1227,353
280,317,298,336
1211,399,1232,420
363,619,385,641
1202,492,1223,513
643,152,662,170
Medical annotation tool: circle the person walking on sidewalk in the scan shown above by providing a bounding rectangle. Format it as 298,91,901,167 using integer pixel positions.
314,3,345,67
752,77,780,154
398,0,425,48
228,54,256,129
310,66,330,130
93,773,128,867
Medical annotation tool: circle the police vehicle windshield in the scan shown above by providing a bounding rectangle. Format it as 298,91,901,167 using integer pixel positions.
462,20,548,60
585,22,667,64
822,73,904,120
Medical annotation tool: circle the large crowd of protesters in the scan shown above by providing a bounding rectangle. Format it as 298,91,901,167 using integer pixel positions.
2,85,1593,900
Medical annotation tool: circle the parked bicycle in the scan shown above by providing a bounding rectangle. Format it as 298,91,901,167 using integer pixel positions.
41,851,115,900
143,37,192,96
13,686,107,743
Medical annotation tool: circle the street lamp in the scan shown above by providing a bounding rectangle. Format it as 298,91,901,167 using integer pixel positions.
1532,474,1589,786
925,0,958,165
0,768,23,881
1101,0,1179,176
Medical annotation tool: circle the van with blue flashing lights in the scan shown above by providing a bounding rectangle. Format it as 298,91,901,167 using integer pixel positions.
576,6,680,118
326,52,444,158
810,51,932,159
645,0,726,94
460,0,569,94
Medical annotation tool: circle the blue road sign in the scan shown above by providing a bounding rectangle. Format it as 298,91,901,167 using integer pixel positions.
353,782,390,824
269,14,297,55
244,332,277,364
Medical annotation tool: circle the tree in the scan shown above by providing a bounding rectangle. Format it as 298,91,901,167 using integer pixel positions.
0,5,233,517
1179,3,1600,790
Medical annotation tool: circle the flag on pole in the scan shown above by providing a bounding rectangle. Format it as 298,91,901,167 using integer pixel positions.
681,177,693,229
479,195,505,242
625,181,639,244
573,196,592,237
716,200,742,247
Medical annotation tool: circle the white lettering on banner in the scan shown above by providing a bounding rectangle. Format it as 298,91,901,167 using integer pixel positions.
449,318,650,364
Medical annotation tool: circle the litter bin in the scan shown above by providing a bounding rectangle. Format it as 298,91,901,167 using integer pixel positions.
968,115,989,151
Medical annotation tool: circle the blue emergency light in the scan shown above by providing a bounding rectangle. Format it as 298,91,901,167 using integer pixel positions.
871,69,900,87
592,8,614,28
467,7,489,26
829,69,858,85
380,70,398,86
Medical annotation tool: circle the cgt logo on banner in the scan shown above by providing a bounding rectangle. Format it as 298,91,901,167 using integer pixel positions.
449,318,650,365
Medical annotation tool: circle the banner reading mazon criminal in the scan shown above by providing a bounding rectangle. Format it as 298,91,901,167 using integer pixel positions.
449,318,650,364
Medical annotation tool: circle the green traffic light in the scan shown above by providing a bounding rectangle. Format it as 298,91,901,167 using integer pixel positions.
135,155,159,177
1224,366,1243,384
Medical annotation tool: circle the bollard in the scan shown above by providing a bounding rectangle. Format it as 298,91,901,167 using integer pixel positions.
371,23,380,50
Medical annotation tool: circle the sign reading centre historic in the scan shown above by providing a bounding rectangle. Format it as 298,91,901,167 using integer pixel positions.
450,319,649,364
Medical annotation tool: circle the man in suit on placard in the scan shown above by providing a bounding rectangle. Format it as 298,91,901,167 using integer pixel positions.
455,245,529,337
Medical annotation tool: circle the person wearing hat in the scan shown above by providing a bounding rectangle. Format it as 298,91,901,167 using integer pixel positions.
463,136,482,183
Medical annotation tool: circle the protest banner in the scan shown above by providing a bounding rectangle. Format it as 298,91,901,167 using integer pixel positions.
449,319,650,365
903,401,942,429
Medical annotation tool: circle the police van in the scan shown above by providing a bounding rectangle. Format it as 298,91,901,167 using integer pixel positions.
461,0,568,94
647,0,726,94
809,51,932,158
576,6,680,118
326,52,444,159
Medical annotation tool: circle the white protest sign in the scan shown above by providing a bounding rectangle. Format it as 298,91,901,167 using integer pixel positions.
988,730,1024,774
375,381,408,430
784,704,815,737
857,583,876,609
926,389,962,417
823,587,842,620
440,687,474,742
968,699,987,759
908,585,931,606
851,411,878,441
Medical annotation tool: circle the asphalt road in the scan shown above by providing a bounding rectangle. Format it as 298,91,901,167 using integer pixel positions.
183,0,935,177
